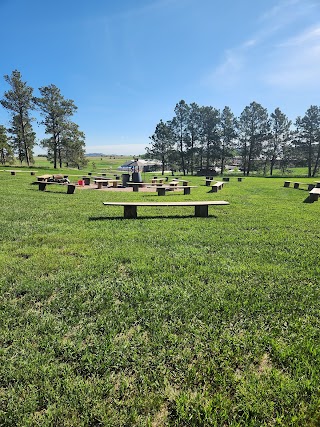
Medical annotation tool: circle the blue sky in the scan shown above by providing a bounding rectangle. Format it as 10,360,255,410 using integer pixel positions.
1,0,320,155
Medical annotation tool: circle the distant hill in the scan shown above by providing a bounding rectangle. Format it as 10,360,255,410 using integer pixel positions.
86,153,106,157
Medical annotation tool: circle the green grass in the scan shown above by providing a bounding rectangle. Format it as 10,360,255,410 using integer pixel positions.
0,170,320,426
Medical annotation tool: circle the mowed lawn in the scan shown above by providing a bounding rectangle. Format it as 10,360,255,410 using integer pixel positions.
0,170,319,426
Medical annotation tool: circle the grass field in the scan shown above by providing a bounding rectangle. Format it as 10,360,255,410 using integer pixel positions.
0,166,319,426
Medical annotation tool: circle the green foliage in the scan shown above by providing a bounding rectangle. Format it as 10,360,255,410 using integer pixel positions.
0,170,319,426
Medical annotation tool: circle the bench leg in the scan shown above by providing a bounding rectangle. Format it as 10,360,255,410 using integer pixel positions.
284,181,290,187
308,184,315,191
183,187,191,195
211,186,218,193
157,188,166,196
195,205,208,217
124,205,137,219
310,193,319,202
294,183,299,189
133,185,139,192
39,182,46,191
67,184,76,194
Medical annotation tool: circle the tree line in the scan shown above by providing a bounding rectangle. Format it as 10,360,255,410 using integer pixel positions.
0,70,87,169
146,100,320,177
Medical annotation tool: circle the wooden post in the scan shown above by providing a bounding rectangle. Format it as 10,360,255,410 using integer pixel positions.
67,185,76,194
124,205,137,219
183,187,191,195
195,205,208,217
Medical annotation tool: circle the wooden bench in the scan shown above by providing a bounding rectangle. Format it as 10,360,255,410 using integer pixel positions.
126,182,146,192
156,185,197,196
293,182,314,190
309,187,320,202
36,174,52,182
151,178,165,185
35,181,76,194
211,181,225,192
103,201,229,218
107,179,121,188
95,179,112,189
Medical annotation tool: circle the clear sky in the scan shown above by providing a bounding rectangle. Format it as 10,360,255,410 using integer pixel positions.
0,0,320,155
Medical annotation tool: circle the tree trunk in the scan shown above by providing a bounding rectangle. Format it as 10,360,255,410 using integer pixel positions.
312,143,320,177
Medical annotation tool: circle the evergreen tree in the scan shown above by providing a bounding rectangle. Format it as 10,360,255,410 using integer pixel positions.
295,106,320,177
35,84,80,169
147,120,174,175
238,102,270,176
0,125,13,165
0,70,36,166
220,106,237,173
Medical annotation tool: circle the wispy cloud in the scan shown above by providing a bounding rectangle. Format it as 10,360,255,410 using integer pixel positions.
264,25,320,88
204,0,320,91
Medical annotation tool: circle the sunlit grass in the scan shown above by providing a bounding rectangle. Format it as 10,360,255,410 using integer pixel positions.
0,169,319,426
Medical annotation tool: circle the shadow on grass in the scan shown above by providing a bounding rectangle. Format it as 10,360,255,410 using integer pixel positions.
303,195,314,203
89,214,218,221
28,188,74,195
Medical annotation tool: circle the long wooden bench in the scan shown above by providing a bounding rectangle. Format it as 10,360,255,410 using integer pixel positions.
309,187,320,202
211,181,225,192
156,185,197,196
103,201,229,218
126,182,147,192
95,179,112,189
284,181,314,190
35,181,76,194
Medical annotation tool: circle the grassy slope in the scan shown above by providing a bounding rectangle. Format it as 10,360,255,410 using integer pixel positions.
0,169,319,426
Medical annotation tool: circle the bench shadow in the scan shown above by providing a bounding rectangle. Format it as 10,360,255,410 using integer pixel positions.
89,214,218,221
303,196,313,203
28,188,73,195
